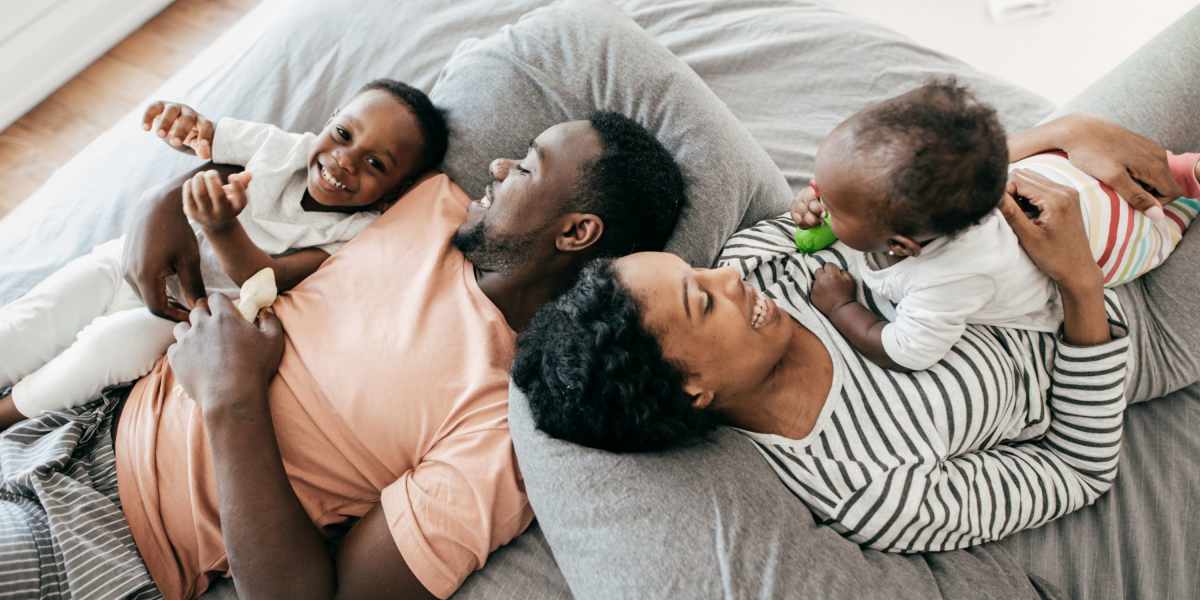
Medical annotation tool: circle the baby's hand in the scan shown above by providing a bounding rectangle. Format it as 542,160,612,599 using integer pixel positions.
810,263,857,316
790,183,825,229
183,170,253,231
143,101,214,159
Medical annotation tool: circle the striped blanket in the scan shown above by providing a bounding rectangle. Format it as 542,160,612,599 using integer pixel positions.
0,387,160,600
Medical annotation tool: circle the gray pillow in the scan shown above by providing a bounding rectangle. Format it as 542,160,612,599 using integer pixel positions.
429,0,792,266
507,382,1051,600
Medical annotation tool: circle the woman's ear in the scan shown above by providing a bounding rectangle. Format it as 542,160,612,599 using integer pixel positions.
886,235,925,258
684,381,715,410
556,214,605,253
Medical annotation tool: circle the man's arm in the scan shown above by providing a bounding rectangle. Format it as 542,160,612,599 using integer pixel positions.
167,295,434,600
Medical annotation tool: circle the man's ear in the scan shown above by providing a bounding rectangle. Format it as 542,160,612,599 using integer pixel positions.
556,213,604,253
684,380,715,411
886,234,924,258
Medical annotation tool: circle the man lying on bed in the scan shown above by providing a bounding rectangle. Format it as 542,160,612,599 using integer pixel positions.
0,113,685,600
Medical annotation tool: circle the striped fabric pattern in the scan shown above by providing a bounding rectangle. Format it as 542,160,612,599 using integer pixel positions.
1011,152,1200,286
0,388,161,600
719,217,1131,552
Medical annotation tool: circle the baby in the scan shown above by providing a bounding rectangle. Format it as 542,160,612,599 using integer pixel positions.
796,79,1200,371
0,78,448,427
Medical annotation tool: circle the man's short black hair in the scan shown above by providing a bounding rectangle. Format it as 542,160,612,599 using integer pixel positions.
568,112,687,257
358,78,449,174
512,259,719,452
851,77,1008,236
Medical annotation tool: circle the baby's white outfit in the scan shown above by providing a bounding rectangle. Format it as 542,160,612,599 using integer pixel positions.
863,153,1199,371
860,210,1061,372
0,118,377,415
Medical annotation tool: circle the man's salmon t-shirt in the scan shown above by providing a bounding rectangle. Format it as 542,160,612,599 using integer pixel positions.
114,174,533,600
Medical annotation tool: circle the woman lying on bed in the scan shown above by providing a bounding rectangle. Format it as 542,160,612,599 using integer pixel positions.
514,114,1200,552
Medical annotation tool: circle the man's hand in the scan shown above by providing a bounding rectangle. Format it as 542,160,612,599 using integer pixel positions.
811,263,857,316
790,183,826,229
123,172,212,322
143,100,215,159
167,294,284,411
183,170,253,232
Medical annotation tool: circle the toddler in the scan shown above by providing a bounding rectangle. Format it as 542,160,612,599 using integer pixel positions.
0,79,448,426
796,79,1200,371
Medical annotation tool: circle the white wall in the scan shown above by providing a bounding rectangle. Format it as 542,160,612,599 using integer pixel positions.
0,0,173,131
834,0,1196,104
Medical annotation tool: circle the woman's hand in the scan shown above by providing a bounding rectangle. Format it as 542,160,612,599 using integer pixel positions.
1000,169,1101,290
1013,114,1182,217
167,294,284,414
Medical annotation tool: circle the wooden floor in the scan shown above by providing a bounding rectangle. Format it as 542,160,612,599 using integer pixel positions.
0,0,259,219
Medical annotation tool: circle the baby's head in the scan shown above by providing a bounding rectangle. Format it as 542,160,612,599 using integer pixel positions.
306,78,449,210
813,78,1007,256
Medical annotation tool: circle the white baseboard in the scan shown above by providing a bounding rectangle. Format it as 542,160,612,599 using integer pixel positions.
0,0,174,131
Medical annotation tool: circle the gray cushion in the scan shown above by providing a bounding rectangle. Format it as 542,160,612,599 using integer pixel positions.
615,0,1054,194
429,0,793,266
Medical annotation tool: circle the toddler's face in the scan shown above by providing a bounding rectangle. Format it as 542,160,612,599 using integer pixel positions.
306,89,425,209
813,127,893,253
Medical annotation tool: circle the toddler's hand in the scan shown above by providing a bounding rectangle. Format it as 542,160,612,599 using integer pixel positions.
790,184,825,229
811,263,857,316
143,101,214,159
183,170,253,231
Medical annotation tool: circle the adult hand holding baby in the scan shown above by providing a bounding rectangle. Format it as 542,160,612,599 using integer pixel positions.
183,170,253,232
1001,168,1110,347
1020,114,1182,220
143,100,215,159
1000,169,1100,289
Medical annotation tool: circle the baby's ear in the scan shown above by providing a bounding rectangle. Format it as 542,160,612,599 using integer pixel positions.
887,235,925,258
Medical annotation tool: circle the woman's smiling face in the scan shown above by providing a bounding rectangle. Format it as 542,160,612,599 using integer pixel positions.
614,252,795,408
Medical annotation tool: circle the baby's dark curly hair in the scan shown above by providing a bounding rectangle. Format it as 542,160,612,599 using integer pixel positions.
568,112,687,257
851,77,1008,236
511,259,720,452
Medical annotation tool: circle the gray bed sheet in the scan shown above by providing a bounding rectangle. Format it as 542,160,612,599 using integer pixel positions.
0,1,1195,598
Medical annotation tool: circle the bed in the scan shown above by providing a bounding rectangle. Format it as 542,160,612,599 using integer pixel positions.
1,1,1196,598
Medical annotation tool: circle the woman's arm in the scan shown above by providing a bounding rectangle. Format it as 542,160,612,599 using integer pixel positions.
167,295,433,600
848,168,1130,552
1008,113,1183,215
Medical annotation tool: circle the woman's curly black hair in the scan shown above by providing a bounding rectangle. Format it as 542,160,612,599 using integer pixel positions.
511,259,721,452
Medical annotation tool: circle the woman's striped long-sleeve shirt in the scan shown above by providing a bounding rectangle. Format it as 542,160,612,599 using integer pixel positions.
718,215,1131,552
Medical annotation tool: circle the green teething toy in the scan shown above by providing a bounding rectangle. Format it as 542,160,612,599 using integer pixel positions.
794,215,838,253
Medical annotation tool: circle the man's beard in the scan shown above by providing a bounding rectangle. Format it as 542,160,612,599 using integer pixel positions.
452,219,536,274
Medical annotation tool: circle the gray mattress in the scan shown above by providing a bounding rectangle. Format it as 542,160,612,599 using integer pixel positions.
0,1,1196,598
